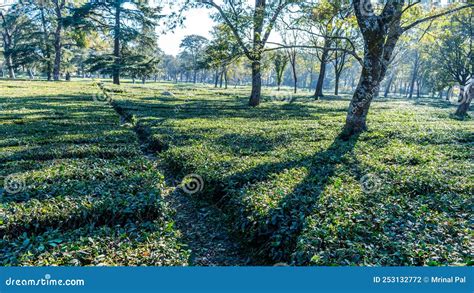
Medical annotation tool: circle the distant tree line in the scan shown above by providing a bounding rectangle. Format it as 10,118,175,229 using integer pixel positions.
1,0,472,135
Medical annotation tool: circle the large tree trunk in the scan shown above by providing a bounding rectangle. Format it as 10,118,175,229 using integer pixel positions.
6,55,15,79
112,3,121,85
334,71,340,96
342,24,400,138
39,7,52,81
342,57,383,137
249,60,262,107
314,48,328,99
455,99,472,117
455,82,472,117
52,30,61,80
52,4,62,81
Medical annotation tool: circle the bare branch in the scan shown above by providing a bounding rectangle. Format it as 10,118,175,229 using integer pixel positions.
402,3,474,32
265,41,363,65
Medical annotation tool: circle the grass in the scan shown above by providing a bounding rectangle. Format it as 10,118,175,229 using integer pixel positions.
108,81,473,266
0,80,189,266
1,79,472,266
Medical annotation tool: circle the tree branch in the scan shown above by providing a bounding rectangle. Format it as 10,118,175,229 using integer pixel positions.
402,3,474,32
265,41,363,65
200,0,252,59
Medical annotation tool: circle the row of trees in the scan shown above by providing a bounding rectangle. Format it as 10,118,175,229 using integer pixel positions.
1,0,473,137
0,0,161,83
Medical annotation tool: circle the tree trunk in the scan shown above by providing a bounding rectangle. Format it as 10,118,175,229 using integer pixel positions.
292,65,297,94
457,85,465,102
6,55,15,79
342,26,399,138
408,53,419,99
290,53,297,94
455,98,472,117
53,30,61,80
249,60,262,107
219,70,224,88
334,72,340,96
446,86,453,101
342,63,382,137
314,48,328,99
112,3,121,85
28,68,34,79
455,83,472,117
39,6,52,81
224,68,228,89
65,71,71,81
384,73,395,98
52,2,63,81
416,81,421,98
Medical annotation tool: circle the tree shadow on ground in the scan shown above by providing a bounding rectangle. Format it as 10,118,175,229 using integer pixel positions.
212,132,361,264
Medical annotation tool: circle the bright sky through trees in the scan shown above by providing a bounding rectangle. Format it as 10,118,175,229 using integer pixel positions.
158,8,214,56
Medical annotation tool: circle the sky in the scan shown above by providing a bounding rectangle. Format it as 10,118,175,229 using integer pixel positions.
158,8,214,56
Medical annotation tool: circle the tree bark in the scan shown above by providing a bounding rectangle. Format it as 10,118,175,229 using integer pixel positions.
334,72,340,96
455,82,472,117
408,53,420,99
52,26,62,80
342,56,382,137
219,70,224,88
446,86,453,101
6,55,15,79
384,72,395,98
342,13,401,138
52,0,64,81
291,61,297,94
314,48,328,99
1,14,14,79
249,60,262,107
224,68,228,89
112,2,121,85
39,6,53,81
